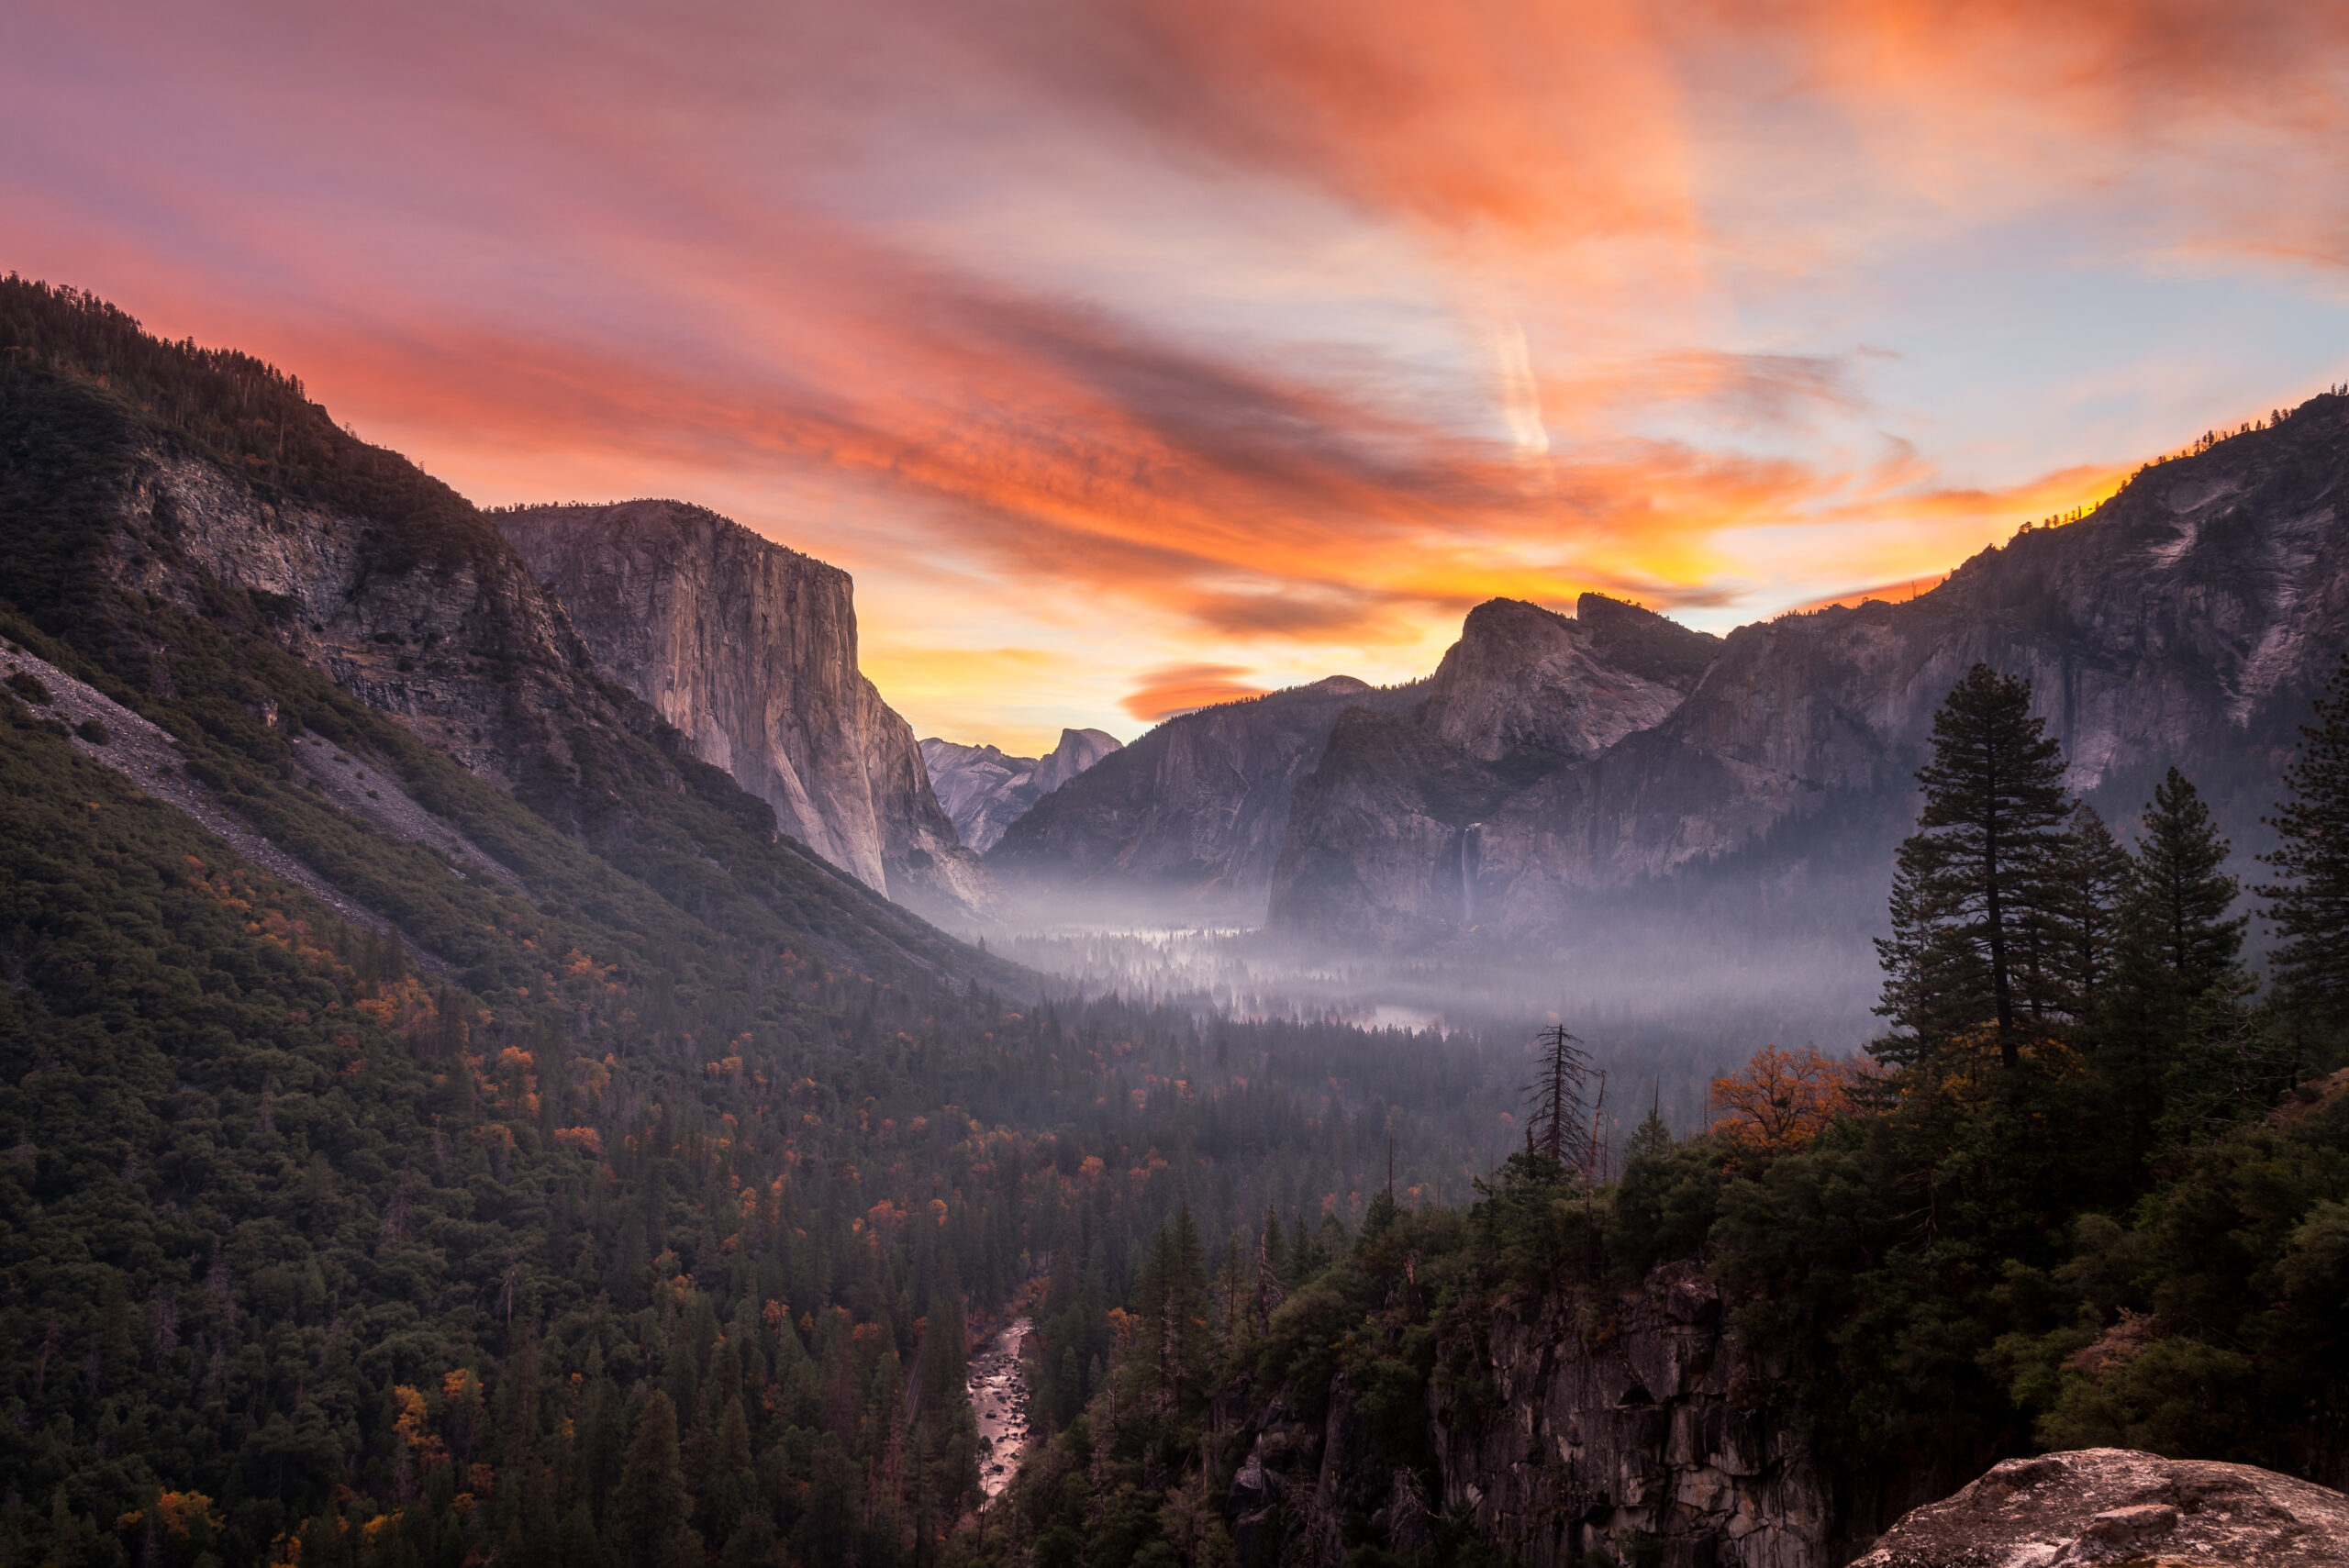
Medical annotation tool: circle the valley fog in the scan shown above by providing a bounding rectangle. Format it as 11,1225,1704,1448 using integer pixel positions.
978,904,1887,1140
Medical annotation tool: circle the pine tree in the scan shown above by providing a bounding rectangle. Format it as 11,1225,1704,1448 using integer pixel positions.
1214,1231,1248,1342
2051,801,2132,1010
1286,1211,1317,1283
558,1502,606,1568
2261,653,2349,1014
1876,664,2075,1068
1252,1207,1284,1333
613,1391,695,1568
704,1396,755,1545
2123,767,2246,1001
1129,1205,1210,1416
1624,1095,1674,1164
506,1464,562,1568
1362,1133,1402,1242
915,1284,967,1408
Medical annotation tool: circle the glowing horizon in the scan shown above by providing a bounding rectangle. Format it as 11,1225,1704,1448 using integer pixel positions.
6,1,2347,754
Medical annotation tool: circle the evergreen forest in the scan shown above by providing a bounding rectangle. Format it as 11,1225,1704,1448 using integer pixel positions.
953,662,2349,1568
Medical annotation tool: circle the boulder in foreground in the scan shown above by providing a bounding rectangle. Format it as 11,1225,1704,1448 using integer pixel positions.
1856,1447,2349,1566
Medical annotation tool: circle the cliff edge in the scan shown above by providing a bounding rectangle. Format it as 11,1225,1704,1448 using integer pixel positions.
497,500,991,918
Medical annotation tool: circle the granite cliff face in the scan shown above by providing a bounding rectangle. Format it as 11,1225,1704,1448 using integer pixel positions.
2,321,996,984
1224,1261,1945,1568
1419,595,1720,764
985,676,1423,917
111,448,601,788
921,728,1122,852
496,501,990,918
1269,596,1722,944
1419,1262,1845,1567
1272,395,2349,945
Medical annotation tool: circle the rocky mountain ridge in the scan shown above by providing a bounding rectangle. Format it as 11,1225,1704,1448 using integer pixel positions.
1417,595,1720,765
0,279,1010,986
985,675,1426,919
1273,395,2349,945
921,727,1122,852
980,594,1716,925
496,500,990,920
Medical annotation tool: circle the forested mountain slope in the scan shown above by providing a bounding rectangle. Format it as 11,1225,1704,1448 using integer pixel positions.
0,279,1520,1567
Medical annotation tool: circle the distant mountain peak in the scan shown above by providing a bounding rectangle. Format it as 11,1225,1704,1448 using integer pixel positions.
921,727,1123,852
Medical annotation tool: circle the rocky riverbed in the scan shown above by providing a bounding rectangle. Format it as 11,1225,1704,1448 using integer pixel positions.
966,1317,1033,1499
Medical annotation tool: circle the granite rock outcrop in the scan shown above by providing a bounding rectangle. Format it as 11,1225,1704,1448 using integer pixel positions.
1221,1260,1951,1568
19,362,991,983
1270,595,1721,944
1417,595,1719,764
1420,1262,1842,1568
1854,1448,2349,1566
497,501,991,918
115,450,601,788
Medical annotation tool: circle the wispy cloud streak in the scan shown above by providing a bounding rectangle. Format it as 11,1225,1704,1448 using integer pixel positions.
3,0,2345,741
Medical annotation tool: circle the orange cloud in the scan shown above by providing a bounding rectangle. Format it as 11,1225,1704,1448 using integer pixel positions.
1121,665,1271,722
8,0,2345,748
1778,574,1950,617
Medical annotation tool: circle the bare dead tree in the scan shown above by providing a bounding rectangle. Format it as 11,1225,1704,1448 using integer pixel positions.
1521,1025,1596,1169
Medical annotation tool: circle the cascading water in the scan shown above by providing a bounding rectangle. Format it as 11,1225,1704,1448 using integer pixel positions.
1457,823,1482,925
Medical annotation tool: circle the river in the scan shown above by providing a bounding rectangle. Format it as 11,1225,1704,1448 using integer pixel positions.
966,1316,1033,1499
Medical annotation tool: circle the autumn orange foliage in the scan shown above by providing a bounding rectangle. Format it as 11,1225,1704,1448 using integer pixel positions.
390,1385,445,1464
1708,1045,1865,1157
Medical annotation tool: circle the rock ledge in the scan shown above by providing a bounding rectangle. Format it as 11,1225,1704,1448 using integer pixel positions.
1855,1447,2349,1566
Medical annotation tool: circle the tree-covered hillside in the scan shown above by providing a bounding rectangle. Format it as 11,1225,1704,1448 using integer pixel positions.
0,279,1524,1567
959,662,2349,1568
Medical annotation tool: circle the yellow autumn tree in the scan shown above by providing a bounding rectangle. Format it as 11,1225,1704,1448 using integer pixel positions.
1709,1045,1865,1157
391,1385,446,1465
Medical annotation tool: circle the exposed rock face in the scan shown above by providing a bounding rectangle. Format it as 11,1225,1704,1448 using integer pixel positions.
1421,1262,1839,1568
1224,1264,2349,1567
1855,1448,2349,1566
0,641,484,974
4,298,1022,996
1273,396,2349,945
1270,595,1723,943
1224,1260,1943,1567
986,676,1423,917
496,501,990,917
1419,595,1719,763
118,450,599,788
1031,726,1123,794
921,728,1122,852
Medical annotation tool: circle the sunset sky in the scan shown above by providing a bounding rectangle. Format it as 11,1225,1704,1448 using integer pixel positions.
6,2,2349,751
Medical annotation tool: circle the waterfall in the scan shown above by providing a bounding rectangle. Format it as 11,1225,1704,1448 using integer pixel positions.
1457,823,1482,924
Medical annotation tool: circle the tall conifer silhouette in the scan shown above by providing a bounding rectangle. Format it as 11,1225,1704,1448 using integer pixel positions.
1877,664,2073,1068
2262,653,2349,1012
